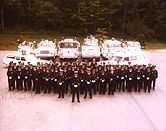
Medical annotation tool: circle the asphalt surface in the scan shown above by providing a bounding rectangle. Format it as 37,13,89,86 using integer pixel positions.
0,50,166,131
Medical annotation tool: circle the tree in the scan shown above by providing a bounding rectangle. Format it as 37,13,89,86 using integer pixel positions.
159,0,166,39
0,0,5,32
0,0,164,40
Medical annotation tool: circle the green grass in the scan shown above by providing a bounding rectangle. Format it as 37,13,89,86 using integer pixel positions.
0,33,166,50
0,32,60,50
145,41,166,50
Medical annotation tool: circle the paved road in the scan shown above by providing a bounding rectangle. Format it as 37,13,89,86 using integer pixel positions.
0,50,166,131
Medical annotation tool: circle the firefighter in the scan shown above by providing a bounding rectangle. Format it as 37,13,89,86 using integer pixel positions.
99,69,107,95
84,69,92,99
16,65,23,91
108,68,115,95
57,70,65,98
22,66,29,91
7,66,15,91
151,65,158,90
71,71,80,103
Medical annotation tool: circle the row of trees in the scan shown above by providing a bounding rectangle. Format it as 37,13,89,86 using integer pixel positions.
0,0,166,39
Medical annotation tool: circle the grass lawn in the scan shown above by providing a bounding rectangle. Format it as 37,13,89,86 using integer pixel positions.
0,32,59,50
0,33,166,50
145,42,166,49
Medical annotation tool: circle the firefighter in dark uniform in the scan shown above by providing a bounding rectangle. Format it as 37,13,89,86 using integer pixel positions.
16,65,23,91
69,65,74,92
96,65,101,93
63,67,68,94
32,67,40,93
124,66,128,91
124,65,129,91
136,68,142,92
65,66,70,94
120,67,126,92
21,65,25,90
151,65,158,90
28,65,33,91
127,68,134,92
99,69,107,95
142,66,147,92
115,67,121,92
71,71,80,103
53,68,59,93
22,66,29,91
133,66,138,92
58,70,65,98
12,64,17,90
108,68,115,95
105,66,110,94
41,68,46,93
80,68,86,94
36,67,42,94
84,69,92,99
91,68,97,95
48,68,55,93
145,67,152,93
44,68,51,93
7,66,15,91
141,65,147,91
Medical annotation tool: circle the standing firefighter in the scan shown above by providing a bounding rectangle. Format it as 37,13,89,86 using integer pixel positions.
22,66,30,91
120,67,126,92
32,67,40,94
16,65,23,91
126,68,134,92
53,68,59,93
145,67,152,93
80,69,86,94
84,69,92,99
151,65,158,90
57,70,65,99
43,69,51,94
108,68,115,95
7,66,15,91
28,65,33,91
91,68,97,95
136,68,142,92
99,69,107,95
71,71,80,103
